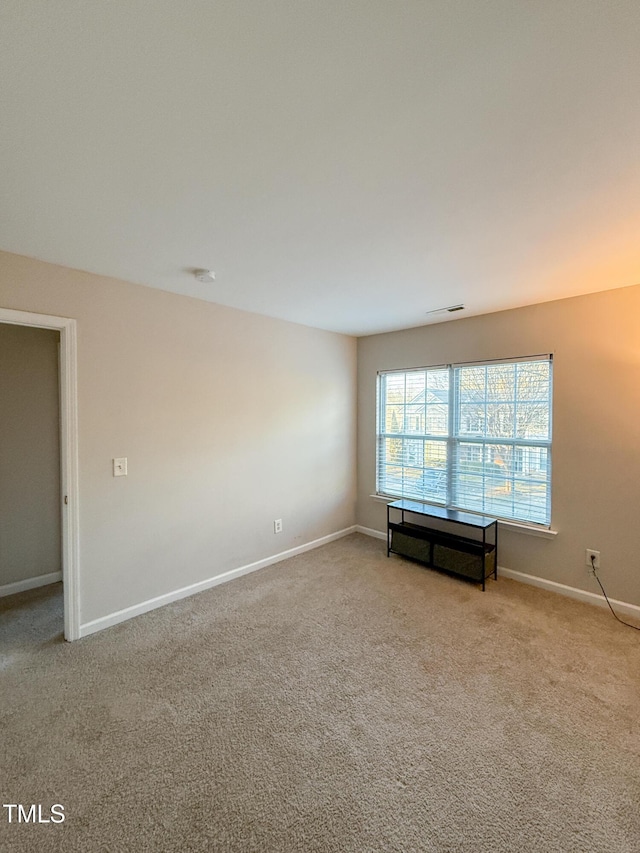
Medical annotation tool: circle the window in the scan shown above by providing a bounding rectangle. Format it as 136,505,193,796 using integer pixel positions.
377,356,552,525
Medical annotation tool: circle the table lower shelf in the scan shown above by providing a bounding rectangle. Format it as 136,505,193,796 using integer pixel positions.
389,522,496,587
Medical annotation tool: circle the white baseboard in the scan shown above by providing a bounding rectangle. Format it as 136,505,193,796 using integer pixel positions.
355,525,386,541
79,525,357,638
356,525,640,619
0,571,62,598
498,566,640,620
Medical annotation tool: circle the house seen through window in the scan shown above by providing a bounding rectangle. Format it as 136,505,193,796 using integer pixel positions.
377,357,552,525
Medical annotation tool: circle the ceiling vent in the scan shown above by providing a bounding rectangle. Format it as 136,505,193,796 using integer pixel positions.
426,303,465,316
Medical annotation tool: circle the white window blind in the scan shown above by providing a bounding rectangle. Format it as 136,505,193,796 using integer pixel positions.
377,356,552,525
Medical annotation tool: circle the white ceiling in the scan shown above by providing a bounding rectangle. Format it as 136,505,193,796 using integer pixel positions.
1,1,639,336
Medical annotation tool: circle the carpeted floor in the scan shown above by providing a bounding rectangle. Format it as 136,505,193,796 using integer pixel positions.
1,533,639,852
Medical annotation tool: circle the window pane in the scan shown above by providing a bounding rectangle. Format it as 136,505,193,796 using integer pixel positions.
425,403,448,435
402,439,424,468
514,446,548,476
516,402,549,440
405,405,425,434
379,437,447,502
456,442,483,474
454,473,484,512
458,367,485,402
420,439,447,502
380,465,403,495
405,371,425,402
487,363,515,401
453,442,550,524
516,361,550,401
382,437,404,467
512,477,549,525
385,373,405,404
423,440,447,468
402,469,427,500
458,403,485,436
485,403,515,438
385,405,404,433
426,369,449,393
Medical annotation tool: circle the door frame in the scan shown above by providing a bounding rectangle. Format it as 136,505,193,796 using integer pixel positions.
0,307,80,640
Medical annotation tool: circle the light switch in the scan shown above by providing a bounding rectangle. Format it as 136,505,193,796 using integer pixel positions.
113,457,128,477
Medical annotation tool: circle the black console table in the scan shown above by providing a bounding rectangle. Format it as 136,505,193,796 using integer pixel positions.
387,499,498,590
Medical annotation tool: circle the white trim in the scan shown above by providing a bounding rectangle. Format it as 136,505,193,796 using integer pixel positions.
0,308,81,640
356,525,386,541
499,519,557,538
368,496,557,538
498,566,640,621
0,571,62,598
79,526,357,638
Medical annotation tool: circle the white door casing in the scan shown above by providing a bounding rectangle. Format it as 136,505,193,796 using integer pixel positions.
0,307,80,640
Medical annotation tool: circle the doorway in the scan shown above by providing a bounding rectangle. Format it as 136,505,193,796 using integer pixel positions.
0,308,79,640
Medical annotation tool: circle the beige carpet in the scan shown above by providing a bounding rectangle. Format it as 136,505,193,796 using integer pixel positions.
1,533,638,852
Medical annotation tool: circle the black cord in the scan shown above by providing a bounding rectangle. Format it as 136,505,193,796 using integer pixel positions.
591,562,640,631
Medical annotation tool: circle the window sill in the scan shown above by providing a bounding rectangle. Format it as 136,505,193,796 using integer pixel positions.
368,495,558,538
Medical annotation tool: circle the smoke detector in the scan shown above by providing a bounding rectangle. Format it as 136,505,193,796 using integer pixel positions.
194,269,216,283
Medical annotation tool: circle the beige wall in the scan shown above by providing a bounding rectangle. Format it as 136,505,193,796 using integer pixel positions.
0,324,61,585
0,251,357,625
357,285,640,607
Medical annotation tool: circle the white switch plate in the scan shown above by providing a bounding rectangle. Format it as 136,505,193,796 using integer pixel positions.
113,457,128,477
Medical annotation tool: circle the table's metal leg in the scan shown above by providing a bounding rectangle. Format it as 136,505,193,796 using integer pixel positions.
482,528,486,591
494,521,498,580
387,504,390,557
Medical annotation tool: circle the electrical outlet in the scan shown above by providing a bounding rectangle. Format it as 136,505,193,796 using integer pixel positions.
586,549,600,571
274,519,283,534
